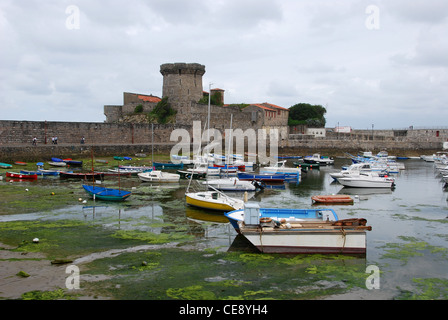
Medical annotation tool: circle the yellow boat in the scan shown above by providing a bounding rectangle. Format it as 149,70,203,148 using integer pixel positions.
185,191,244,211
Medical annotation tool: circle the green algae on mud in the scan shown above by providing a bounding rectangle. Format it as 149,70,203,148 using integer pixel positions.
0,183,84,215
396,278,448,300
79,248,371,300
379,236,448,264
0,219,141,260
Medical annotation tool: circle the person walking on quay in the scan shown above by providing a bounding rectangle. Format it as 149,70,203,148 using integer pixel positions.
32,137,37,145
81,136,85,144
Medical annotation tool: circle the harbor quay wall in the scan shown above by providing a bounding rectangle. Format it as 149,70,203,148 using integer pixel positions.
0,120,445,162
0,120,190,146
0,140,441,163
0,144,176,163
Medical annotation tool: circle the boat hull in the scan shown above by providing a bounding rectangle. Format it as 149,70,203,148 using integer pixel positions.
0,163,13,169
338,178,394,188
237,173,285,184
241,229,367,254
239,220,368,254
6,172,38,179
82,185,131,201
185,192,244,211
153,162,184,169
203,178,256,191
311,195,354,204
59,172,104,179
48,161,67,167
137,171,180,182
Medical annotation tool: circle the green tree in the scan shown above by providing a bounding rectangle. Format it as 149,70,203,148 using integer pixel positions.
288,103,327,127
198,91,223,106
150,97,177,124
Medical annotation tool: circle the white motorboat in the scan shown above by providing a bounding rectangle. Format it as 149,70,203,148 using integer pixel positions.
48,161,67,167
137,170,180,182
260,160,301,176
202,177,257,191
338,172,395,188
303,154,334,165
186,163,221,175
421,155,435,162
329,163,375,180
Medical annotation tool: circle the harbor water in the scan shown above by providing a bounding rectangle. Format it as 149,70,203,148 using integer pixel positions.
0,158,447,300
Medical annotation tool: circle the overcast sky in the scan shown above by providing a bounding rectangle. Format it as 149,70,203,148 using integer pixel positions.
1,0,447,129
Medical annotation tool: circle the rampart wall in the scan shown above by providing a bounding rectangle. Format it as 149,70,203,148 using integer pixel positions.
0,120,445,162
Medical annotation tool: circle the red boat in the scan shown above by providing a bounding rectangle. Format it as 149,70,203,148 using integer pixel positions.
311,195,354,205
6,172,38,179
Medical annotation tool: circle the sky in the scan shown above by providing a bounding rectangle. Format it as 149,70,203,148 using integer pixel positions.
1,0,447,129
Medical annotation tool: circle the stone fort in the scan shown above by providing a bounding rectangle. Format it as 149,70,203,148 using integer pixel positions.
1,62,447,161
104,62,290,140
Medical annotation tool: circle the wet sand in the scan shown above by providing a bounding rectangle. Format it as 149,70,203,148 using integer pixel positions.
0,242,69,299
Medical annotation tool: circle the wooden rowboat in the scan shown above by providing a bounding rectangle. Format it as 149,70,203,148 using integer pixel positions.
311,195,354,204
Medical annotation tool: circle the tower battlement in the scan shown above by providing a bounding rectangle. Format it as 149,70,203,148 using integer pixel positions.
160,63,205,104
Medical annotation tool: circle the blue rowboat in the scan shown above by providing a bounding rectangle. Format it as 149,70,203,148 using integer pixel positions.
237,172,285,183
82,185,131,201
64,160,83,167
21,169,59,176
225,204,339,233
51,157,63,162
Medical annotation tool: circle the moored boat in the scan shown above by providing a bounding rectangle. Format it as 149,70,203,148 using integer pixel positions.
311,195,354,204
303,154,334,165
202,177,258,191
6,172,38,179
48,161,67,167
293,161,320,170
259,160,301,177
137,170,180,182
14,161,27,166
21,169,59,176
177,170,206,179
234,203,370,254
82,185,131,201
185,189,245,212
338,172,395,188
237,172,285,184
59,172,104,179
0,162,13,169
225,203,339,233
153,162,184,169
64,160,83,167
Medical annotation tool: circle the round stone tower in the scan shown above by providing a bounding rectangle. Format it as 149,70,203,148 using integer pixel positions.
160,63,206,104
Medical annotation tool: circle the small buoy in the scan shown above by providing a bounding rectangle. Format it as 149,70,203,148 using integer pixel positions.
33,238,39,243
82,200,87,204
25,189,29,192
51,192,55,195
78,198,83,202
